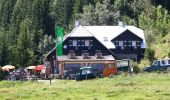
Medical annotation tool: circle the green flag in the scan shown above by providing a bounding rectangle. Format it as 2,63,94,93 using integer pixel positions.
56,26,64,56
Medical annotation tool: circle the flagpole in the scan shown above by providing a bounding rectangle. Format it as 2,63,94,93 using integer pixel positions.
55,26,58,75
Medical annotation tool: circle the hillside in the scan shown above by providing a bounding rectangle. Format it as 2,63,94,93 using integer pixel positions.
0,0,169,67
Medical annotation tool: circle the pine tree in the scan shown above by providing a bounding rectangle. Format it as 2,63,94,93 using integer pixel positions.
38,35,54,63
52,0,67,27
80,0,120,25
0,0,16,29
9,0,32,45
0,28,10,66
14,19,35,67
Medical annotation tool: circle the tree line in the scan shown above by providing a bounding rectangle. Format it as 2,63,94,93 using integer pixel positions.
0,0,169,68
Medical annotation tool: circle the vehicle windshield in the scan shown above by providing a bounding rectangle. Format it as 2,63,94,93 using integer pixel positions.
82,69,92,75
153,61,160,66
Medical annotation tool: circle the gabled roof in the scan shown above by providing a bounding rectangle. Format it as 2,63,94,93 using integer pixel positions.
45,25,146,59
65,25,94,38
84,26,146,49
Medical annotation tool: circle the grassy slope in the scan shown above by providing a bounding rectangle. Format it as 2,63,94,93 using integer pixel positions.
150,32,170,59
0,73,170,100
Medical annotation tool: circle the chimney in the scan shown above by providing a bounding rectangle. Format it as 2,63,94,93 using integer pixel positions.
119,21,124,27
75,18,80,27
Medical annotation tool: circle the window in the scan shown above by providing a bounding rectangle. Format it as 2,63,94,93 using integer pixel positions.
104,37,108,42
168,60,170,64
69,40,72,46
90,40,93,46
81,40,85,46
115,41,119,47
77,40,81,46
137,41,140,47
132,41,136,47
108,64,113,68
119,41,123,47
123,41,127,47
82,69,91,75
85,40,89,46
161,60,166,65
73,40,77,46
128,41,132,47
153,61,160,66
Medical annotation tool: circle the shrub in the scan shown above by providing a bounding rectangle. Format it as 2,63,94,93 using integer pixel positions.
138,59,150,69
132,61,141,73
0,67,4,80
168,51,170,58
144,47,155,64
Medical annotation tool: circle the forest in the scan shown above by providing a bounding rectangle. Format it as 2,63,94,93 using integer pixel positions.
0,0,169,68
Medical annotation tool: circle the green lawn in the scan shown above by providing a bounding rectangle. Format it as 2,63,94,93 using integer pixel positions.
0,73,170,100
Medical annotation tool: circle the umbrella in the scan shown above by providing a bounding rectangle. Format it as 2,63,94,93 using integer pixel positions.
34,65,45,72
2,65,15,71
27,66,36,70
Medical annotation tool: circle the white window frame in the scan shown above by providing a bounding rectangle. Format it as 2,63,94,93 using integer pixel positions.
85,40,90,46
72,40,77,46
132,41,136,47
119,41,123,47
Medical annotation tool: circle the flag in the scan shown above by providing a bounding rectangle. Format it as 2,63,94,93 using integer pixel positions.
56,26,64,56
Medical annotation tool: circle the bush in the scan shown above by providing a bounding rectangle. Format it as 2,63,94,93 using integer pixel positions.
168,51,170,58
138,59,150,69
132,61,141,73
0,67,4,80
145,47,155,64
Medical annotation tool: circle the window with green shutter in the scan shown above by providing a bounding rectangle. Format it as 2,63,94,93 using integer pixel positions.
115,41,119,47
123,41,127,47
128,41,132,47
137,41,141,47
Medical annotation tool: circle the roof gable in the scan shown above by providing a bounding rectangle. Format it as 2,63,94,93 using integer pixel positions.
84,26,146,49
63,25,146,49
112,29,143,41
68,25,94,37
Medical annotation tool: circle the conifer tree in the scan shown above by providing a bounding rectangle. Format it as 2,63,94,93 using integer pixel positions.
0,0,16,29
14,19,35,67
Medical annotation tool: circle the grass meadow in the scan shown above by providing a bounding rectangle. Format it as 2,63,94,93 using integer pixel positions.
0,73,170,100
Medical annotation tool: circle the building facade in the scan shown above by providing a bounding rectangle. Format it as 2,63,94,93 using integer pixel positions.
45,25,146,74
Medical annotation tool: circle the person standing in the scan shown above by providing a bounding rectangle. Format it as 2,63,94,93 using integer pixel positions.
129,66,133,76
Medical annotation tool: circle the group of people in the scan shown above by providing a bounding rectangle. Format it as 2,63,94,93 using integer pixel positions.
4,67,29,81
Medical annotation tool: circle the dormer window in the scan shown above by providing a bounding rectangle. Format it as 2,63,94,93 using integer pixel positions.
104,37,108,42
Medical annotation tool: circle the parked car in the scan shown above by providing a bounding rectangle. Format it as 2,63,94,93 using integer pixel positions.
63,70,79,79
144,58,170,72
75,67,95,81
